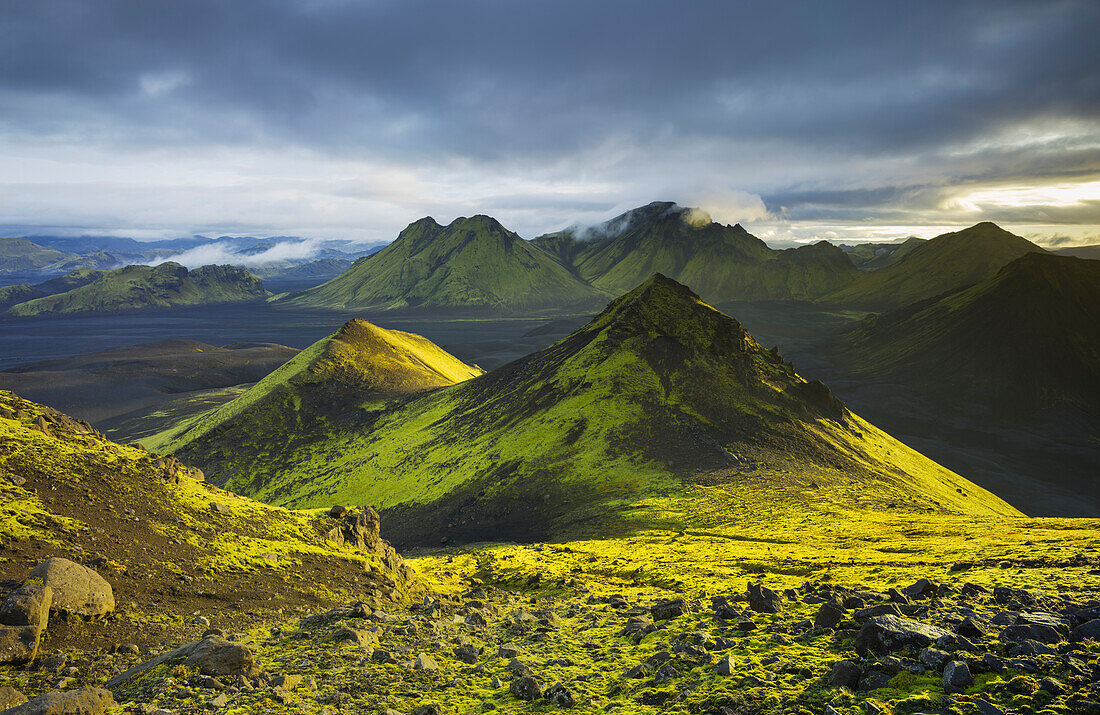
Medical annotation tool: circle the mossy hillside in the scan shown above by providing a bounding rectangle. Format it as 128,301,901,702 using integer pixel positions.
0,389,422,645
169,275,1019,547
281,215,606,312
821,222,1045,311
826,252,1100,419
5,262,269,316
147,318,484,458
532,202,860,302
0,237,73,275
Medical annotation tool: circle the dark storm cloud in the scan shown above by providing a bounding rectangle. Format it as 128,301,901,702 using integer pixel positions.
3,0,1097,158
0,0,1097,239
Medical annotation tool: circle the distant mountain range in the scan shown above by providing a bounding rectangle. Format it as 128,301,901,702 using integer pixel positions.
1,262,269,317
0,234,381,284
274,203,1056,317
158,274,1017,546
820,252,1100,516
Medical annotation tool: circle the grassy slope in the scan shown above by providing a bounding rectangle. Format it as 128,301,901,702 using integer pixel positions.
821,223,1044,310
6,262,269,316
165,275,1019,547
282,216,605,311
146,318,483,455
0,237,73,274
3,386,1097,715
0,388,421,641
825,252,1100,417
533,203,859,302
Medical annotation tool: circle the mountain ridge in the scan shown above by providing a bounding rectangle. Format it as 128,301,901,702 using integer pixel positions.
163,273,1020,546
280,215,606,312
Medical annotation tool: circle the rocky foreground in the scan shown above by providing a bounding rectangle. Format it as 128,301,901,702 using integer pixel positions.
1,548,1098,714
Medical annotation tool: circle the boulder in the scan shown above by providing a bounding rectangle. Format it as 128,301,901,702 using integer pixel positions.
854,604,902,621
746,582,782,613
28,558,113,618
1017,611,1069,635
1071,619,1100,642
0,687,27,710
0,626,42,665
1001,623,1062,645
1,687,114,715
107,636,258,687
544,682,575,708
828,660,860,689
209,502,232,515
854,615,953,656
650,598,684,621
956,616,992,640
0,585,52,630
510,675,541,701
903,578,938,600
814,602,846,629
919,647,951,670
413,653,439,672
942,660,973,693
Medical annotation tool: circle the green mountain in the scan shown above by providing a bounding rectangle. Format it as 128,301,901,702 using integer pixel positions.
280,215,605,312
821,222,1044,310
163,274,1018,546
841,236,926,270
826,252,1100,419
821,252,1100,515
146,318,483,460
4,262,269,317
0,237,74,276
532,202,859,302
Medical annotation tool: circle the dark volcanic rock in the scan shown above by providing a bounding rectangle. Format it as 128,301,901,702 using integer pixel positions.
815,602,846,629
510,675,542,701
1001,623,1063,645
956,615,993,640
544,682,575,708
747,582,782,613
650,598,684,621
1071,619,1100,642
829,660,861,689
855,615,953,655
942,660,973,693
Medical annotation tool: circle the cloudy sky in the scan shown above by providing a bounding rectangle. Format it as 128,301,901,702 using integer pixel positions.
2,0,1098,246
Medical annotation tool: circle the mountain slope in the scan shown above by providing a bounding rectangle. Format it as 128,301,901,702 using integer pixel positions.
820,252,1100,516
166,275,1019,546
5,262,269,316
533,202,859,302
826,252,1100,416
821,222,1044,310
281,215,604,312
0,238,74,276
0,388,420,655
147,318,483,457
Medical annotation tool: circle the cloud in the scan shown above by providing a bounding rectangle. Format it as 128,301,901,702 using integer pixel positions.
0,0,1097,244
156,238,323,269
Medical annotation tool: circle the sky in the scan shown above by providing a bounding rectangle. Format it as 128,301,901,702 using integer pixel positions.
1,0,1098,247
